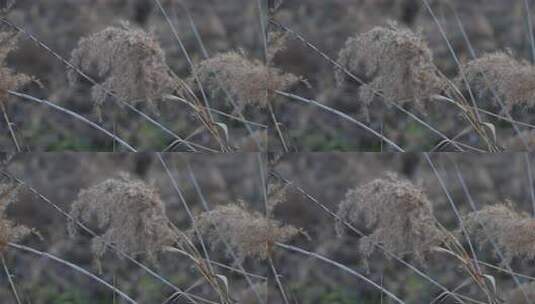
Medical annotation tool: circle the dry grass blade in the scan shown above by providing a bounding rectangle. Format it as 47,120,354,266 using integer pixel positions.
270,170,466,303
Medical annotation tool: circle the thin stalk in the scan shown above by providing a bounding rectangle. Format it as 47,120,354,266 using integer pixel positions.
1,254,22,304
10,91,137,152
177,3,265,151
157,154,230,303
1,101,21,152
276,90,404,151
525,153,535,216
523,0,535,62
268,101,289,152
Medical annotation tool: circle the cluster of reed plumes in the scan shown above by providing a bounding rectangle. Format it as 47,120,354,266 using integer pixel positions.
4,0,535,151
332,21,535,118
333,173,535,304
0,3,311,152
6,162,535,303
267,13,535,151
334,21,527,151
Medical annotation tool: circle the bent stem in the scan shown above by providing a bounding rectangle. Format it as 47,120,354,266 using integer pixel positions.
10,91,137,152
276,90,405,151
9,243,138,304
275,242,406,304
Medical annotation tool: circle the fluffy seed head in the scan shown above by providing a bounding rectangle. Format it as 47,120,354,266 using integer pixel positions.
68,173,177,261
336,22,444,119
68,22,176,114
336,173,444,264
0,183,31,252
193,52,299,108
464,203,535,264
460,52,535,110
195,202,299,261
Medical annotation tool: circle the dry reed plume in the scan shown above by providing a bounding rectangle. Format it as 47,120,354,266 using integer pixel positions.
194,52,299,109
336,22,445,119
460,52,535,111
68,22,176,115
336,173,444,264
68,173,178,261
464,202,535,264
195,202,299,261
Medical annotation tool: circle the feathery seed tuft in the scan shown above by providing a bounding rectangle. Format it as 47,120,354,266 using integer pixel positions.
464,202,535,264
68,22,176,115
336,22,444,119
68,173,178,261
336,173,444,264
460,52,535,110
195,202,299,261
194,52,299,109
